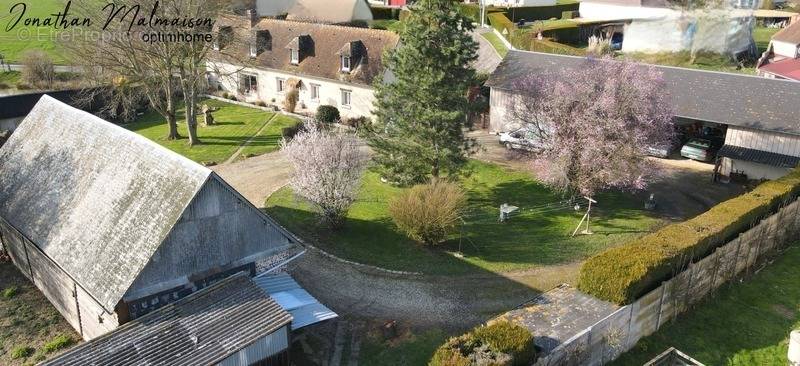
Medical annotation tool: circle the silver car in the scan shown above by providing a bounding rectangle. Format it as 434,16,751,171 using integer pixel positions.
499,128,540,151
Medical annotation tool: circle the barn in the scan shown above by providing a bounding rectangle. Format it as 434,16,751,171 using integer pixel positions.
0,95,325,351
486,50,800,181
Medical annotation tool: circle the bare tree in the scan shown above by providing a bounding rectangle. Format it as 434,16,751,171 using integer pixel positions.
281,121,368,229
20,50,55,89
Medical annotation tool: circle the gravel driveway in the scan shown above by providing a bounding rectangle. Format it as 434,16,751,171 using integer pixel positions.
211,151,293,208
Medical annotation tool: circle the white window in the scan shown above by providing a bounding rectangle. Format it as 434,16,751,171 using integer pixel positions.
276,78,285,93
340,89,351,107
240,74,258,94
341,56,351,72
310,84,320,101
291,49,299,64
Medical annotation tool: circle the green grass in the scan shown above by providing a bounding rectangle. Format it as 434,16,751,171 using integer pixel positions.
369,19,405,33
265,160,662,275
481,31,509,58
0,71,20,87
522,19,577,31
613,245,800,366
360,329,447,366
754,26,780,54
125,99,293,164
0,0,69,64
619,51,754,74
238,114,301,159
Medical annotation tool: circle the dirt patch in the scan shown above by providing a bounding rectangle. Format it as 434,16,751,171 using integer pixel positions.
0,260,79,365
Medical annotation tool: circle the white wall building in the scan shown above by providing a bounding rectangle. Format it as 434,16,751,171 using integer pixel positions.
255,0,373,23
207,17,398,119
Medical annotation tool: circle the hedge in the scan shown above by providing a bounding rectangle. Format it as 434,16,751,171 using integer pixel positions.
578,169,800,305
499,3,579,22
430,321,536,366
487,12,515,35
371,6,401,20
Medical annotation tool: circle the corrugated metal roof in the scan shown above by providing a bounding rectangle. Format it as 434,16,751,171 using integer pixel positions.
254,273,338,330
718,144,800,168
0,95,211,311
43,273,293,366
486,50,800,136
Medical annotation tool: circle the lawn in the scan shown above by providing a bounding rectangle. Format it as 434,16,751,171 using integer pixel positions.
613,244,800,366
265,160,662,275
0,0,69,64
0,72,20,87
359,328,447,366
481,31,509,58
369,19,405,33
620,51,754,74
754,26,780,54
125,99,297,164
0,260,79,365
237,114,301,159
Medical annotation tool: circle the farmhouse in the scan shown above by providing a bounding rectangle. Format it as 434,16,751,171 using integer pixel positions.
757,21,800,81
251,0,373,24
486,50,800,180
207,15,398,119
0,95,337,355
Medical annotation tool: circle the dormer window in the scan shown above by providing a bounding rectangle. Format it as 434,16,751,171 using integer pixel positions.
341,56,351,72
214,26,233,51
286,35,312,66
251,30,271,57
291,49,300,65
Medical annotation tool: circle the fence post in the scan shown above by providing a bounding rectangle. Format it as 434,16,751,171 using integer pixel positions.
731,235,744,279
684,262,695,309
655,282,667,329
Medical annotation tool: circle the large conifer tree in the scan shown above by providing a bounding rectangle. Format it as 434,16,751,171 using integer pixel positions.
369,0,479,185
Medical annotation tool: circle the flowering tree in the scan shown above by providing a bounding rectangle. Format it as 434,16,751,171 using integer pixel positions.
282,121,368,229
508,58,674,197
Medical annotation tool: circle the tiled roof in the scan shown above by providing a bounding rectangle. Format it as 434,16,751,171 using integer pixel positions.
43,274,293,366
773,22,800,45
718,144,800,168
759,57,800,81
487,50,800,136
0,96,210,311
210,18,399,86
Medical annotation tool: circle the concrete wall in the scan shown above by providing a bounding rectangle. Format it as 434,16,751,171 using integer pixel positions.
210,62,376,119
489,89,524,133
0,218,120,341
125,175,294,302
535,197,800,365
578,2,673,21
720,126,800,180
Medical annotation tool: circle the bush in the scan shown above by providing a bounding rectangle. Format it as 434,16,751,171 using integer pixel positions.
3,286,17,299
221,91,229,99
389,181,467,245
20,50,54,88
0,82,9,89
371,6,401,20
11,346,34,359
586,35,613,56
341,116,370,129
500,3,579,22
281,124,303,140
316,105,340,123
255,100,267,107
488,12,515,34
283,88,299,113
43,335,74,353
430,321,535,366
579,169,800,305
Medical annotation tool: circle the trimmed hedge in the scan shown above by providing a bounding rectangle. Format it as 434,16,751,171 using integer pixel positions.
371,6,401,20
488,12,515,35
579,169,800,305
430,321,536,366
316,105,340,123
500,3,579,22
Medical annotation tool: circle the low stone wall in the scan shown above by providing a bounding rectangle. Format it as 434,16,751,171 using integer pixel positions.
533,197,800,366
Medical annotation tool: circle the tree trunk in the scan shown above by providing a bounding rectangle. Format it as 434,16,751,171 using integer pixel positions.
186,100,200,146
167,113,180,140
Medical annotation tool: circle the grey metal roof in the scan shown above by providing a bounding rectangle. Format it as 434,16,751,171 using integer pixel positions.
43,273,293,366
718,144,800,168
254,273,338,330
0,95,211,311
486,50,800,136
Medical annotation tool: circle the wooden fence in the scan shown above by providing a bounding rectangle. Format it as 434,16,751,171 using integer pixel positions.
535,197,800,366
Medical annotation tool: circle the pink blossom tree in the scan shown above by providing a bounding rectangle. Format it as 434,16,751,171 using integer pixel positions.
508,58,675,198
281,121,368,229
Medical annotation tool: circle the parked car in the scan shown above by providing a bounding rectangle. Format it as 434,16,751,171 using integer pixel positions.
499,128,540,151
680,138,715,162
610,33,623,51
646,133,685,158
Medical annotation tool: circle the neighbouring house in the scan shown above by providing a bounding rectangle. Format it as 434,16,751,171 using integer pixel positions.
0,96,336,352
207,15,399,119
486,50,800,181
253,0,373,24
757,21,800,81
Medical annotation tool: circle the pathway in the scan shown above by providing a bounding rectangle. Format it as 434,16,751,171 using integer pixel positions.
471,28,503,74
211,150,293,208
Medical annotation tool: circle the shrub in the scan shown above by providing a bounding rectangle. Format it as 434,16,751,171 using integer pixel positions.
430,321,535,366
586,35,613,56
228,95,238,102
281,124,303,140
488,12,515,34
21,50,55,88
316,105,340,123
11,346,34,359
342,116,370,129
255,100,267,107
579,169,800,304
472,321,536,365
389,181,467,245
43,335,75,353
371,6,401,20
2,286,17,299
0,82,9,89
221,91,229,99
283,88,299,113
